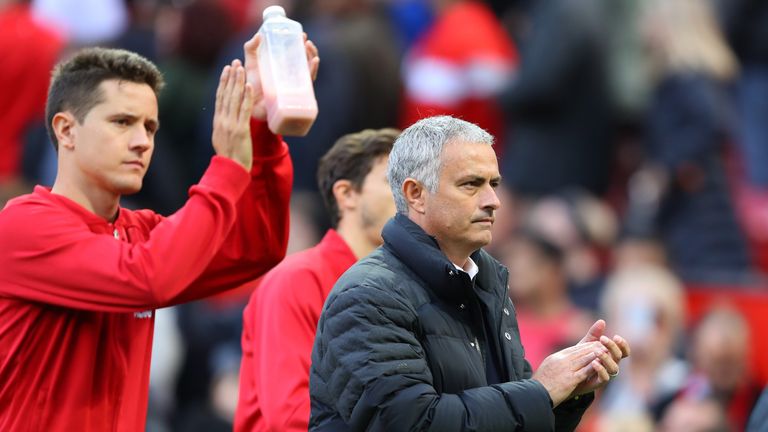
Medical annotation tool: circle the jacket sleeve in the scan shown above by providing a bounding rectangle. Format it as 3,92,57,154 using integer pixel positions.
0,121,291,311
164,119,292,305
310,283,556,432
242,266,322,431
553,393,594,432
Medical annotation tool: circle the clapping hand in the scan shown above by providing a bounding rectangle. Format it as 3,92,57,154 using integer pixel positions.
570,320,631,398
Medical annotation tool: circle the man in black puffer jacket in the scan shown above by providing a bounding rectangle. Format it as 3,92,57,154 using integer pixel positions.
309,116,630,431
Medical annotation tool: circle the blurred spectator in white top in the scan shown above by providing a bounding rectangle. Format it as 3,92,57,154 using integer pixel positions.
32,0,127,45
597,265,688,429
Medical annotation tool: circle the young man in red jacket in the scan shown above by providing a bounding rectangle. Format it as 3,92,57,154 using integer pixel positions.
234,128,400,431
0,34,319,430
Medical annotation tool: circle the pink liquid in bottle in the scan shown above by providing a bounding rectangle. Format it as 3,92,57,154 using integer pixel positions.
257,6,317,136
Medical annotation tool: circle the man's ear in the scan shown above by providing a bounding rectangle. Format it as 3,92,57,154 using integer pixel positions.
51,112,77,150
403,178,426,214
332,179,358,214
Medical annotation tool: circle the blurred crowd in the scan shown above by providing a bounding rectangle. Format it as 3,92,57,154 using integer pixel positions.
2,0,768,430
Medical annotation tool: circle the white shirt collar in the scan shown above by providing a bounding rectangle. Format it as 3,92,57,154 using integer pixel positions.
454,257,479,280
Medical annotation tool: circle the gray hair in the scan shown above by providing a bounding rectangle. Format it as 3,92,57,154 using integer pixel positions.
387,116,494,213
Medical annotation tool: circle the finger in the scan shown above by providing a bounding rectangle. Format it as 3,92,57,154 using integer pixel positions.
244,33,260,56
596,349,619,376
579,319,605,344
555,342,604,364
222,61,239,116
309,56,320,81
591,358,611,384
574,359,596,382
239,83,254,124
305,38,318,60
600,335,623,361
215,66,231,116
305,39,319,81
564,340,605,355
571,350,598,371
613,335,631,358
229,65,246,119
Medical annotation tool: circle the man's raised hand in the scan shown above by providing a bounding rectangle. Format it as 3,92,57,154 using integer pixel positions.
243,33,320,121
212,60,254,171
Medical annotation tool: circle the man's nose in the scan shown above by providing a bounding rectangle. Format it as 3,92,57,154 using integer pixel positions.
129,126,151,151
481,185,501,210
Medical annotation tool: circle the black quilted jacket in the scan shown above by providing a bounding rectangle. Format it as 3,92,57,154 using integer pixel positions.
309,214,592,431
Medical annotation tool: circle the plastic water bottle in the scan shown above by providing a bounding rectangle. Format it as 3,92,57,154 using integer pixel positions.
256,5,318,136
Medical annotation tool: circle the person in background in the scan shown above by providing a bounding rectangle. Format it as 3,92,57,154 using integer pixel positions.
0,0,65,206
31,0,127,45
639,0,751,279
499,0,616,198
521,192,618,312
611,232,668,271
235,128,399,431
502,228,594,369
399,0,517,146
678,307,762,431
0,34,319,430
309,115,630,431
718,0,768,191
658,396,729,432
597,265,688,429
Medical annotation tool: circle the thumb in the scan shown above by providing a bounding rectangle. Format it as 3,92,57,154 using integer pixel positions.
244,33,260,56
580,319,605,344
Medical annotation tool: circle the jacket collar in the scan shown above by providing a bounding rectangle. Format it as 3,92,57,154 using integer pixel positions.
32,186,132,233
382,214,505,304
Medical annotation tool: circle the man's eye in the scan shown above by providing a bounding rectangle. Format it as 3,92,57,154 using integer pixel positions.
114,118,130,126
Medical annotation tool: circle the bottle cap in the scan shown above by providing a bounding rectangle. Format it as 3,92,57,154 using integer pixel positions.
263,5,286,20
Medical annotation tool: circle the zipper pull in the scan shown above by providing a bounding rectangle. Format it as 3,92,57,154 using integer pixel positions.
474,336,481,353
113,228,119,240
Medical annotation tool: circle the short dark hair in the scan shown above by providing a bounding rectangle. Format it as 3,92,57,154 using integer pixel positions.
516,228,565,266
45,47,164,150
317,128,400,228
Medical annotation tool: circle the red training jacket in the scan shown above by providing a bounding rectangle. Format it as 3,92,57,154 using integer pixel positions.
0,121,292,431
235,229,357,431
